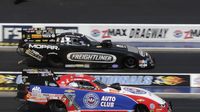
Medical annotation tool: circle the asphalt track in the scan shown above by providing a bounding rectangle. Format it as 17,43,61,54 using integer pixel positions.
1,48,200,73
0,97,199,112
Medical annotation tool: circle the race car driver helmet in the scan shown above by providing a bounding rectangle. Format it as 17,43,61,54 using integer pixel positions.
68,82,79,88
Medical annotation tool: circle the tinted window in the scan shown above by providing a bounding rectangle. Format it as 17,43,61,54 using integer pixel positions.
57,36,86,46
93,80,107,89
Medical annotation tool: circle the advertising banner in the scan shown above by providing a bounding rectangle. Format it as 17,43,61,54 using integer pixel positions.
94,74,190,86
86,24,200,42
0,71,196,92
1,24,200,45
190,74,200,87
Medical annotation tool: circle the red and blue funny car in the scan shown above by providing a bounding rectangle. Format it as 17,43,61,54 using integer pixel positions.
16,69,172,112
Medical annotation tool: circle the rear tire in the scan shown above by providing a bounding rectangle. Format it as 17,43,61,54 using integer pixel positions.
48,101,67,112
124,57,137,69
135,104,149,112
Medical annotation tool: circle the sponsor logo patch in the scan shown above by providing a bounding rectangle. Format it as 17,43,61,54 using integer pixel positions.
28,44,60,50
83,92,100,109
67,52,117,63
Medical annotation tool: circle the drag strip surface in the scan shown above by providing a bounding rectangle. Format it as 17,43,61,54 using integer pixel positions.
1,50,200,73
0,97,199,112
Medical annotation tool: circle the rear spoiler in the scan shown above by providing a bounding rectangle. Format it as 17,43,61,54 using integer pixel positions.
16,69,55,85
20,28,57,45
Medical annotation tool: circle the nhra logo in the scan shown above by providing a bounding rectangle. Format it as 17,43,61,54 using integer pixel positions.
83,92,100,109
91,29,101,37
67,52,117,63
173,30,183,38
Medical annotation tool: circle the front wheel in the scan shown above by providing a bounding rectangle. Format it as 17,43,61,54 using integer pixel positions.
48,101,67,112
135,104,149,112
124,57,137,69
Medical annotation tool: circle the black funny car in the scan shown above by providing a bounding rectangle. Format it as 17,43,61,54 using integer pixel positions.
17,28,155,69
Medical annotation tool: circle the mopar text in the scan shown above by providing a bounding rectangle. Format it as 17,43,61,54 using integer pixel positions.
67,52,116,63
28,44,60,50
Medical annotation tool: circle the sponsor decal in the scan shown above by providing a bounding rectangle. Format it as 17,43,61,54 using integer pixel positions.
83,92,100,109
112,64,119,68
100,96,116,107
95,75,190,86
67,52,117,63
31,86,42,97
136,99,145,102
29,86,47,102
65,89,75,93
129,28,168,38
25,49,43,61
45,26,78,34
64,89,78,108
65,64,90,68
28,44,60,50
150,103,155,109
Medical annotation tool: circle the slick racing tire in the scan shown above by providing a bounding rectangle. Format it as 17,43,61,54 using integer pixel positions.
48,101,67,112
47,55,64,67
124,57,137,69
135,104,149,112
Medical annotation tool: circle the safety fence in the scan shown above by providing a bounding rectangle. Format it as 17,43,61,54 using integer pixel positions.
1,23,200,47
0,72,199,92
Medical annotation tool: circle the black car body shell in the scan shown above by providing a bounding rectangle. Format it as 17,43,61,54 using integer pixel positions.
18,31,155,69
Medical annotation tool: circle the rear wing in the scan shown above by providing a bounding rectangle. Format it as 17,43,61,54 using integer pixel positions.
19,28,57,47
16,69,58,86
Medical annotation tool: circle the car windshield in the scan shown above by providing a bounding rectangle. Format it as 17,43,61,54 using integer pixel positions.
93,80,107,89
85,35,99,42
